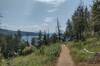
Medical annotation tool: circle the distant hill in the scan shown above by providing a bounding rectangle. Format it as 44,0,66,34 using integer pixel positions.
0,29,38,36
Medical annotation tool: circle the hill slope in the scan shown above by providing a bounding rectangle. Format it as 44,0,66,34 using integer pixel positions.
1,43,61,66
0,29,38,36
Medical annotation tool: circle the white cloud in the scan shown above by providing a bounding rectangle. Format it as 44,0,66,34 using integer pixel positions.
2,23,51,32
33,25,40,28
1,23,41,32
44,17,55,23
34,0,66,6
34,0,66,13
42,23,48,26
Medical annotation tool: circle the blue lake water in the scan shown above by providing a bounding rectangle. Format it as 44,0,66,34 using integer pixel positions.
22,36,38,43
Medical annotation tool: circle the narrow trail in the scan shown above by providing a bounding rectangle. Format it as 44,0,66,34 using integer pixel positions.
56,44,75,66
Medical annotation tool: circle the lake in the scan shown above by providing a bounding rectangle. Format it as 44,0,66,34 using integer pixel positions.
22,36,38,43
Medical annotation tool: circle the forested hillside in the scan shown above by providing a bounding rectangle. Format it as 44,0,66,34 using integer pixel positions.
0,0,100,66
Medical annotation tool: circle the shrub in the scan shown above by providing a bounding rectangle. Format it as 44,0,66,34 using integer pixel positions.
44,44,61,57
22,47,33,55
1,43,61,66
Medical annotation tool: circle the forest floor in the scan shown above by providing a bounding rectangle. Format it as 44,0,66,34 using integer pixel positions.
56,44,75,66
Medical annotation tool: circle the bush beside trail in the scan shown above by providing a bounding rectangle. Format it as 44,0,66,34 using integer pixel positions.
1,43,61,66
67,38,100,64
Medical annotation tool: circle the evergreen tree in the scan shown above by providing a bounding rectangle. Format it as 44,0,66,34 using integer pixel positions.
38,30,42,40
43,31,47,45
84,7,90,31
91,0,100,36
65,19,73,37
31,37,35,45
50,33,58,43
43,31,49,45
14,30,22,52
83,6,91,37
72,4,89,40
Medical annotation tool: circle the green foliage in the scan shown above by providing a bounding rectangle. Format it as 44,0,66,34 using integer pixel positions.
38,30,42,40
31,37,35,45
73,5,90,40
65,4,91,40
43,32,48,45
42,43,61,57
1,43,61,66
21,46,37,56
34,43,61,57
43,32,50,45
22,47,33,55
92,0,100,35
50,33,58,43
0,30,26,58
0,53,2,66
68,38,100,63
65,19,73,37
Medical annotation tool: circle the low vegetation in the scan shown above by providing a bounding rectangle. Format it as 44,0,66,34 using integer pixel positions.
64,0,100,65
1,43,61,66
67,38,100,64
0,0,100,66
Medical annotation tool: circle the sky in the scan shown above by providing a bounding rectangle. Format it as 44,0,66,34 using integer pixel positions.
0,0,93,33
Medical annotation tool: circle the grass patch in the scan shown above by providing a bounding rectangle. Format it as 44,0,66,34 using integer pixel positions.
66,38,100,63
1,43,61,66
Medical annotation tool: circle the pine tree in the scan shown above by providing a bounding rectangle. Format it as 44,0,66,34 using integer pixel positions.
65,19,73,37
72,4,89,40
50,33,58,43
92,0,100,35
31,37,35,45
83,6,91,37
38,30,42,40
84,7,90,31
43,31,48,45
14,30,22,52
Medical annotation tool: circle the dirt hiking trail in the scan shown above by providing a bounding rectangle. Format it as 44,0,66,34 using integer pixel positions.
56,44,75,66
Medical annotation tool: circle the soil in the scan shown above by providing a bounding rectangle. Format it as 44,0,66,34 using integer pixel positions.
56,44,75,66
56,44,100,66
